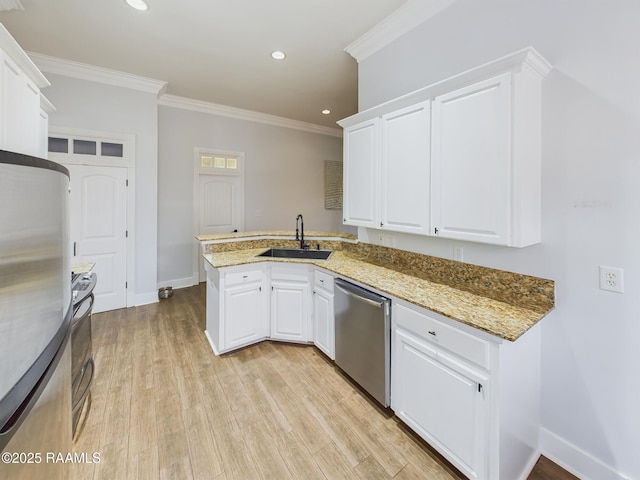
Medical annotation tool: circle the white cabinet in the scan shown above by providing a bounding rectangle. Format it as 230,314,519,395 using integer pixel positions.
342,102,431,234
205,263,269,354
431,71,541,246
270,265,312,343
342,118,379,228
0,25,51,157
312,270,335,359
392,303,489,479
381,101,431,234
391,299,542,480
339,47,551,247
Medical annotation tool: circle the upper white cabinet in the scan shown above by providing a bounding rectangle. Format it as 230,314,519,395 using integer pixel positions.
0,25,51,158
431,73,512,245
343,118,379,228
381,101,431,235
339,47,552,247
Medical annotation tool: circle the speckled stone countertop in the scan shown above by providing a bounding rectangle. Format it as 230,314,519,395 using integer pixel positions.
200,233,554,342
196,230,357,242
71,262,95,275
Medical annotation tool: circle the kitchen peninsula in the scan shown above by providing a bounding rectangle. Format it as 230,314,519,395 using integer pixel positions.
198,231,555,480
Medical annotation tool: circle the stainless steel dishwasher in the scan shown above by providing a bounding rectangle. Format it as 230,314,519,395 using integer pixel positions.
334,278,391,407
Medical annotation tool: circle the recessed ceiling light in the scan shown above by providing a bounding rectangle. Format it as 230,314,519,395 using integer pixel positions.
322,109,331,115
125,0,149,11
271,51,286,60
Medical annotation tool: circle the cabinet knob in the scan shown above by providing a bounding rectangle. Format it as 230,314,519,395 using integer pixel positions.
242,275,248,279
428,330,437,336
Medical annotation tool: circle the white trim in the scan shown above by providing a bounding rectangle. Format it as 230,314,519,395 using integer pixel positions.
49,127,137,310
338,47,552,128
0,0,24,11
28,52,168,96
0,24,49,87
159,94,343,138
344,0,458,63
134,291,158,307
158,276,195,291
24,51,341,137
194,147,246,285
540,427,633,480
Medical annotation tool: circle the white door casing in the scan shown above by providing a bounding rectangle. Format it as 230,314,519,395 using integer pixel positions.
68,164,127,313
48,127,135,311
194,148,245,283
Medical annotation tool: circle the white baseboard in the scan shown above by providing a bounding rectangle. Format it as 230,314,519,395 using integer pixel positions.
134,291,159,307
540,427,632,480
157,276,198,290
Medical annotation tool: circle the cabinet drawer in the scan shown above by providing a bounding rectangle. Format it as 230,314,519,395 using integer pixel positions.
394,302,489,369
225,269,263,286
314,270,334,293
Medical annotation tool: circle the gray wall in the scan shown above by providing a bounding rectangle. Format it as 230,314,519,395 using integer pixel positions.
44,73,159,306
157,106,348,286
357,1,639,478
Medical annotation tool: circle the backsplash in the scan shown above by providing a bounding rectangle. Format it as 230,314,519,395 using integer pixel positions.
347,242,554,314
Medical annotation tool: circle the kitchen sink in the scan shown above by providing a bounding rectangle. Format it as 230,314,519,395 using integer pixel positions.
257,248,333,260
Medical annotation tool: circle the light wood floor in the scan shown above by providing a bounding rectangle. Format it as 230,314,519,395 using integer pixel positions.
72,284,577,480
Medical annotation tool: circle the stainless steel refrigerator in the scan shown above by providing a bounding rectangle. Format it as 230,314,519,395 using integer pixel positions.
0,149,72,480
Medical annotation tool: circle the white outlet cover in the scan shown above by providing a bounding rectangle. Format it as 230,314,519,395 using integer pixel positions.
599,265,624,293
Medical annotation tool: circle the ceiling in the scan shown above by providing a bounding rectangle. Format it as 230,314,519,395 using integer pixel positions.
0,0,409,129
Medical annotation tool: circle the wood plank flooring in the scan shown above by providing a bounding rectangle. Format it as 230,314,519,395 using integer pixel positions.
71,284,578,480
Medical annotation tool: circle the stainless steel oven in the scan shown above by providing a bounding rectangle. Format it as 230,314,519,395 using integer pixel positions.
71,272,96,438
334,278,391,407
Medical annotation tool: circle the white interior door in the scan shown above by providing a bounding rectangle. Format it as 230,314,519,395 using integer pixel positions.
197,173,243,281
68,164,127,313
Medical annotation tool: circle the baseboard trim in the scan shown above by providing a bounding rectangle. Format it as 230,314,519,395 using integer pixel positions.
158,276,198,290
540,427,631,480
134,291,159,307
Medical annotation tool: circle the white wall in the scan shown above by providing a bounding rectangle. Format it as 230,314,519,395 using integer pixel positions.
43,73,159,306
157,105,349,287
357,1,640,478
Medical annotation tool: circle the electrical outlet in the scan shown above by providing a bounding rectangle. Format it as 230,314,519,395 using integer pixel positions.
599,266,624,293
454,247,464,262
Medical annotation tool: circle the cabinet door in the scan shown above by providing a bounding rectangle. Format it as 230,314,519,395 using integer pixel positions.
393,327,488,479
343,118,379,228
313,289,334,359
431,73,511,245
22,77,41,156
271,277,311,343
381,101,431,234
223,280,267,350
1,53,24,153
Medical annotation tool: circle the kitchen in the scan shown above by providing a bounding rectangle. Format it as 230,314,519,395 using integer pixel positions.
1,0,638,479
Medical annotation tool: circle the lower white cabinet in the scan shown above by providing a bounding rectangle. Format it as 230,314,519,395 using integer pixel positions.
205,263,269,354
391,300,541,480
312,270,335,359
205,262,324,354
393,321,488,478
270,266,312,343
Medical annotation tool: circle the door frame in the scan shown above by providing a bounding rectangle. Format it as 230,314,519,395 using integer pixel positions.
48,126,136,308
193,147,245,284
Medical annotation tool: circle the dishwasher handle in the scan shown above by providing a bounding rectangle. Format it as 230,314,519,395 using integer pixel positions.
335,281,388,309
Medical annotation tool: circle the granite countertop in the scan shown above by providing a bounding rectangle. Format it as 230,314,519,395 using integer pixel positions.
71,262,95,275
201,235,555,342
196,230,357,242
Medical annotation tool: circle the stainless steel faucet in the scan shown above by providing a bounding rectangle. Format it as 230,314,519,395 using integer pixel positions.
295,214,309,249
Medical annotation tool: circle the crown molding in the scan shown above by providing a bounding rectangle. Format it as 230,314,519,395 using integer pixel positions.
28,52,168,96
158,94,343,138
345,0,457,63
0,0,24,12
0,24,49,87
